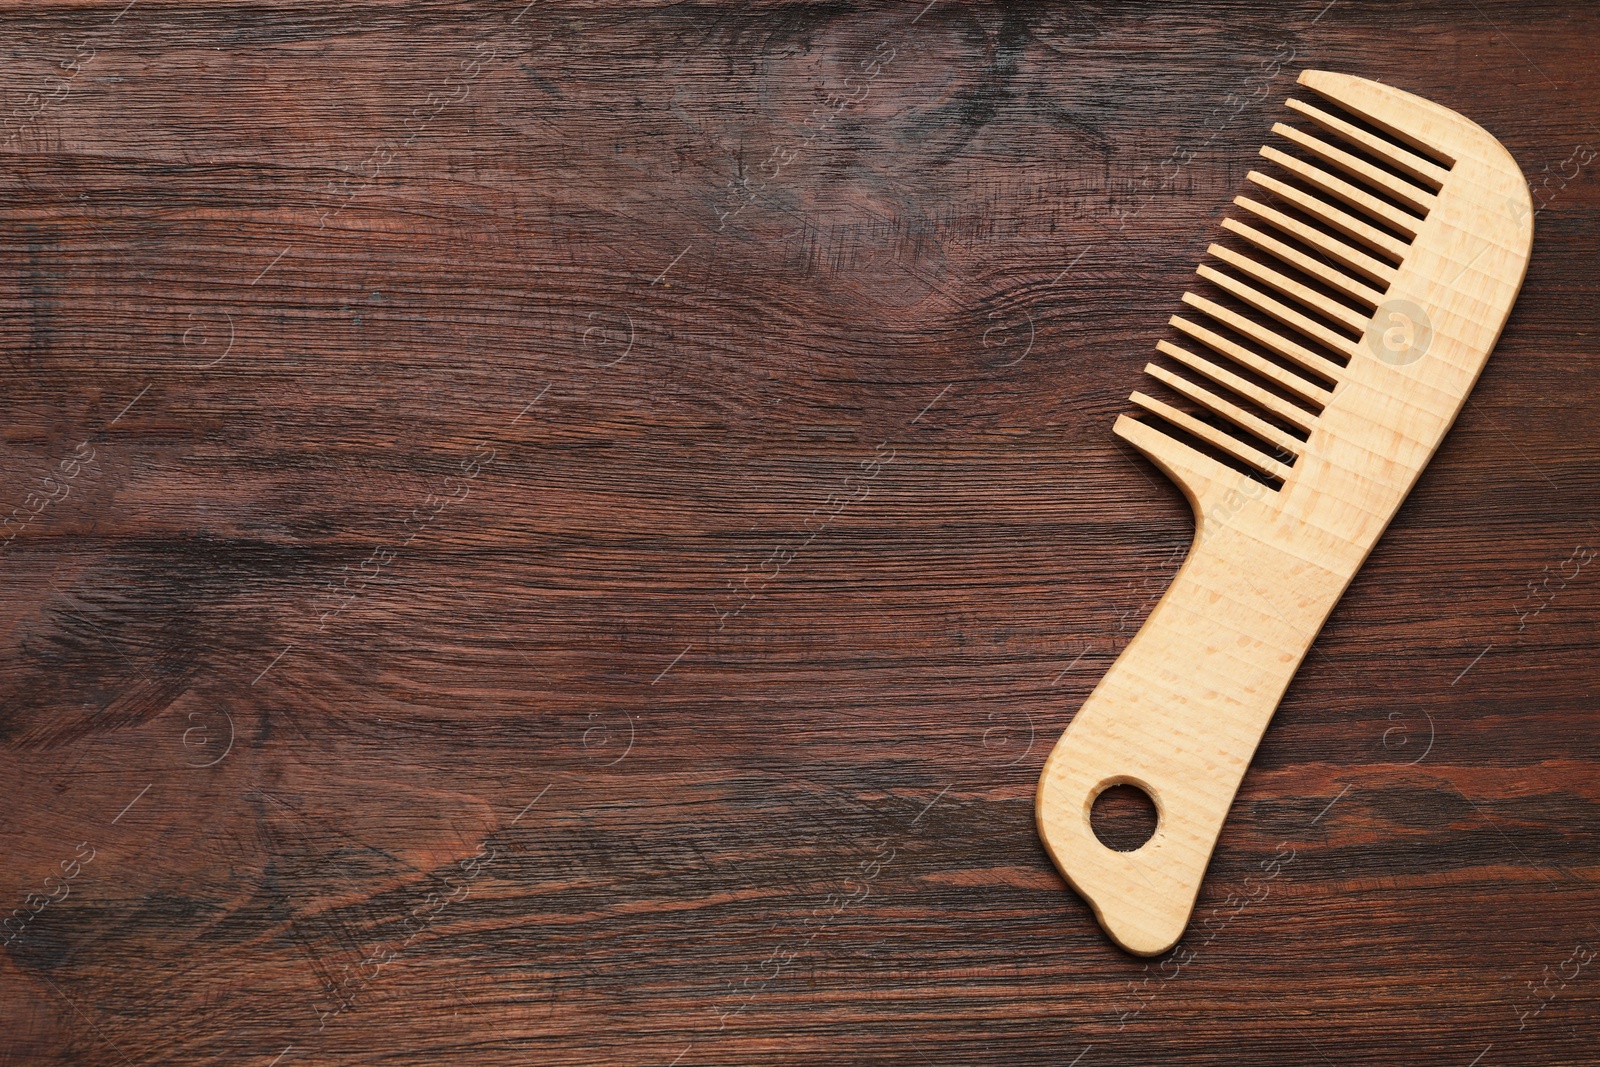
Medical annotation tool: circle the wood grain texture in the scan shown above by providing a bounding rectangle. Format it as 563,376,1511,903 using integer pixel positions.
0,2,1596,1064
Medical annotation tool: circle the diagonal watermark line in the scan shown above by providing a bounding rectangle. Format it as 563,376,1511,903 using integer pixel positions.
267,1047,294,1067
1051,246,1093,285
910,0,940,24
1450,786,1568,892
1466,1045,1492,1067
1446,244,1491,288
911,783,952,826
1465,0,1560,92
1465,397,1579,506
511,382,553,425
111,783,152,824
1051,646,1092,685
39,975,138,1067
109,384,151,425
1268,1005,1339,1067
1310,784,1352,825
652,244,692,285
653,643,692,684
1463,0,1600,141
899,1034,938,1067
251,245,294,285
511,783,552,825
1452,643,1493,686
912,384,952,424
253,644,294,686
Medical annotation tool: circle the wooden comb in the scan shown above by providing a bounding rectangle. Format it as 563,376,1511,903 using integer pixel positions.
1036,70,1534,955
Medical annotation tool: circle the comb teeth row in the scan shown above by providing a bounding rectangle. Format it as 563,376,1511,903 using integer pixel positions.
1129,79,1453,489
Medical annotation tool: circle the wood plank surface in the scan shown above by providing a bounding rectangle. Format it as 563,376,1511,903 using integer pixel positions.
1,2,1597,1064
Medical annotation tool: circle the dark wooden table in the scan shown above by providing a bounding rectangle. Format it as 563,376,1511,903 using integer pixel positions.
2,2,1597,1064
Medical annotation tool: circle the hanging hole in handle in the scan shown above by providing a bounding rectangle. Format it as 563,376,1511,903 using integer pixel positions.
1090,780,1159,852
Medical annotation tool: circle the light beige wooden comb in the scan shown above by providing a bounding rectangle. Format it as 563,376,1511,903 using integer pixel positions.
1037,70,1533,955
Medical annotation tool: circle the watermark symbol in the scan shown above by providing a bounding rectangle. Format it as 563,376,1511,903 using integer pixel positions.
180,707,236,768
1366,298,1432,367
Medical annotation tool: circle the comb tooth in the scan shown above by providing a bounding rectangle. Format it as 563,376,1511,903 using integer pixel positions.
1182,290,1345,380
1194,267,1360,364
1156,339,1318,432
1220,218,1385,308
1113,413,1269,499
1284,98,1450,188
1246,172,1410,261
1143,362,1303,456
1258,146,1420,238
1206,243,1369,332
1128,391,1294,482
1170,314,1333,406
1233,195,1397,287
1271,123,1437,214
1298,69,1457,166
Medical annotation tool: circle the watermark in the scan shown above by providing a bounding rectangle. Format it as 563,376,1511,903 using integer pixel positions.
580,709,635,768
1114,842,1297,1027
1513,543,1593,634
1380,707,1434,766
2,842,96,948
1108,481,1276,642
682,777,959,1065
713,838,897,1030
181,310,235,369
716,40,900,232
1115,42,1300,228
0,440,100,554
1366,298,1433,367
180,707,236,768
311,840,501,1031
258,787,550,1067
980,306,1035,369
1114,542,1186,635
983,708,1036,768
712,441,897,632
317,41,509,229
1514,941,1595,1031
249,414,520,691
311,444,497,634
1509,143,1596,222
580,309,635,369
0,0,125,153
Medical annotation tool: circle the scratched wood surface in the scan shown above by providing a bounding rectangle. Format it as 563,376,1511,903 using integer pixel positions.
1,2,1597,1065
